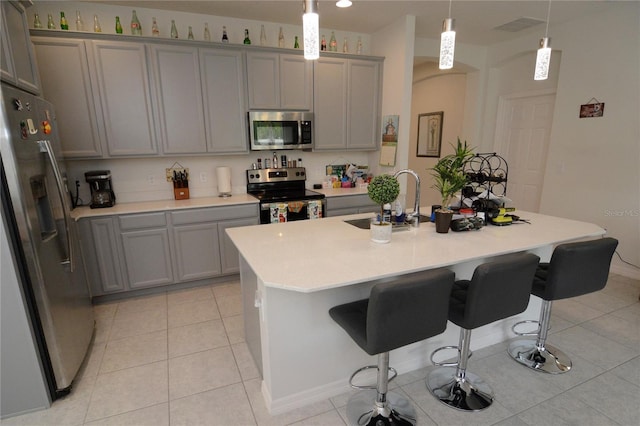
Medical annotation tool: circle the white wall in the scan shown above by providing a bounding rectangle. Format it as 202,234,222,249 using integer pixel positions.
409,66,467,208
411,3,639,278
536,3,640,277
370,15,416,187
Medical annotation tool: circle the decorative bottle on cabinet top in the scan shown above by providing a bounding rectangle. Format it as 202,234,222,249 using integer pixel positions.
329,31,337,52
321,34,327,51
151,17,160,36
93,15,102,32
47,14,56,29
243,29,251,44
130,10,141,35
222,26,229,43
204,23,211,41
75,10,85,31
278,27,285,48
170,19,178,38
260,24,267,46
60,12,68,30
33,13,42,29
115,16,123,34
188,26,194,40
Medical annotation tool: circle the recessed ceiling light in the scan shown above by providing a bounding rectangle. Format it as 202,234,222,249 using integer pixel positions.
336,0,352,8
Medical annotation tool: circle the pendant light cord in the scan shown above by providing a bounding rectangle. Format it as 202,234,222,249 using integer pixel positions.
544,0,551,38
448,0,452,19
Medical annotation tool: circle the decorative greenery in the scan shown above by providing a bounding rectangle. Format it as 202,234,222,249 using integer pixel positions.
430,138,475,211
368,174,400,222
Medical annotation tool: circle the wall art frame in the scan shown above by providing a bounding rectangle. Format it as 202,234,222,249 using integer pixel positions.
417,111,443,157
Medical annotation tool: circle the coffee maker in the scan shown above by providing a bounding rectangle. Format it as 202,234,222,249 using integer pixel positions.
85,170,116,208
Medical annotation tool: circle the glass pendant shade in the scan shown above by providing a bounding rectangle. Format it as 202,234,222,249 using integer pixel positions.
439,18,456,70
303,1,319,60
534,37,551,80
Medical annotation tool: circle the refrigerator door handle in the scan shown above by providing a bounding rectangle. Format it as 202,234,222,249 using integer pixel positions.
38,139,74,272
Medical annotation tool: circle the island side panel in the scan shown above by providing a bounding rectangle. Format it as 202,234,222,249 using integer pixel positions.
240,255,263,378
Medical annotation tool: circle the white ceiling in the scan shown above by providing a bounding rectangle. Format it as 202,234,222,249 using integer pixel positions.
84,1,617,46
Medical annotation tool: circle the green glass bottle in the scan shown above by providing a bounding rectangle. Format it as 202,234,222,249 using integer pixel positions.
60,12,68,30
115,16,123,34
243,29,251,45
294,36,299,49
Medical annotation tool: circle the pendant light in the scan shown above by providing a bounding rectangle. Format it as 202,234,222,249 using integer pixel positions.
303,0,319,60
534,0,552,80
336,0,352,7
439,0,456,70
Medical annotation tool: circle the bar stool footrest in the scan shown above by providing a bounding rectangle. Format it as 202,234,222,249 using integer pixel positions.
430,345,472,367
511,319,540,337
349,365,398,390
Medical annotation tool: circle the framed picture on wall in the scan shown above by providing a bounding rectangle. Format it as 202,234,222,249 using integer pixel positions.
417,111,443,157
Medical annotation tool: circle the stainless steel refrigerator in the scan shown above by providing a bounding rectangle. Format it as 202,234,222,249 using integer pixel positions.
0,82,94,408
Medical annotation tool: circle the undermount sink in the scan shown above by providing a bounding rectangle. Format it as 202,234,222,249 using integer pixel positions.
344,215,430,231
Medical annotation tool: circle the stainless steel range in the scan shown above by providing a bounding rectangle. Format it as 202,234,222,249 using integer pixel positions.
246,167,325,224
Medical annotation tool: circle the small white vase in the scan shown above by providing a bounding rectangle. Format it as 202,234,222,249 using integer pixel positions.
370,220,392,243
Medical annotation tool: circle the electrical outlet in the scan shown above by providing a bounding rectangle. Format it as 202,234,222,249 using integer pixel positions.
147,175,155,185
200,172,207,183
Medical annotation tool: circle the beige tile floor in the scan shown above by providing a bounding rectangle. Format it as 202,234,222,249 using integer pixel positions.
3,274,639,426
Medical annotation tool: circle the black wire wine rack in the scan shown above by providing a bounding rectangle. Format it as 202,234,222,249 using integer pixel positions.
461,152,508,207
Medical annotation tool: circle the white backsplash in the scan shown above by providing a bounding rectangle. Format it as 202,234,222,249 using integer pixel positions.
66,152,374,205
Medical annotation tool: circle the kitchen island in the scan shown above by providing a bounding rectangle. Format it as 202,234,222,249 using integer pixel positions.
225,211,605,414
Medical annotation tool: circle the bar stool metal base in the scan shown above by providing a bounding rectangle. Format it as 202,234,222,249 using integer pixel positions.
426,367,494,412
508,339,572,374
346,390,416,426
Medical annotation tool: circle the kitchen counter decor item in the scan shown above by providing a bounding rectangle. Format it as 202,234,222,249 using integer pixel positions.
216,166,232,197
367,174,400,243
430,138,474,233
166,162,189,200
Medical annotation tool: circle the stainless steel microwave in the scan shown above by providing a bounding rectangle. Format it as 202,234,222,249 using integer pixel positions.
248,111,313,151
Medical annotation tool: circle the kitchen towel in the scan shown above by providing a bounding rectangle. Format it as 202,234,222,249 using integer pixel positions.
216,166,232,194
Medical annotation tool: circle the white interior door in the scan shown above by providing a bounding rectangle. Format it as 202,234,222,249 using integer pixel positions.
495,93,555,212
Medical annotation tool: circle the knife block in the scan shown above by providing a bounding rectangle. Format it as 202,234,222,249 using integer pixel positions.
173,181,189,200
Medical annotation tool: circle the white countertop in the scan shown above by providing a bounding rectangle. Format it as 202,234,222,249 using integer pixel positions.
71,194,258,220
226,211,606,293
70,187,370,220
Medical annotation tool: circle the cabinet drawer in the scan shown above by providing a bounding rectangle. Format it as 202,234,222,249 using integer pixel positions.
326,195,376,210
171,205,258,225
119,212,167,230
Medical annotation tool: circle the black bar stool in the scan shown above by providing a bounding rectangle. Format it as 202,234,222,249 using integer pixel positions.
508,237,618,374
427,252,540,411
329,268,455,426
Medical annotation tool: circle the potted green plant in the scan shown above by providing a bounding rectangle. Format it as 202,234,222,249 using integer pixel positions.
367,174,400,243
430,138,475,233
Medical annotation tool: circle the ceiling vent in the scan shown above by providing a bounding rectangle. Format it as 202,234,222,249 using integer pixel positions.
494,17,545,32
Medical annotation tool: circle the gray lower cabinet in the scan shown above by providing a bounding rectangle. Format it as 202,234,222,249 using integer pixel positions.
173,222,222,281
119,213,174,289
325,194,378,217
78,217,125,295
79,204,258,298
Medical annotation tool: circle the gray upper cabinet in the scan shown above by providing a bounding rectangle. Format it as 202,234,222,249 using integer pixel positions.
31,37,104,158
149,44,207,154
0,1,40,94
246,51,312,110
313,57,348,150
88,40,157,156
200,48,249,153
314,57,382,151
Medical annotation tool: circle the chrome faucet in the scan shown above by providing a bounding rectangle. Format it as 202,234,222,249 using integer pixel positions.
393,169,421,228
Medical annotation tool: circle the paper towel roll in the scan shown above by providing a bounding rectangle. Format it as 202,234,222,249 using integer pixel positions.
216,166,232,195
